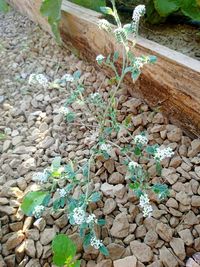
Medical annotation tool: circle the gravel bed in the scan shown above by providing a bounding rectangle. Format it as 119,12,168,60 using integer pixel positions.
1,10,200,267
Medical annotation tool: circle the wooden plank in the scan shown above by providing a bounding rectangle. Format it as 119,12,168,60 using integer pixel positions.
8,0,200,137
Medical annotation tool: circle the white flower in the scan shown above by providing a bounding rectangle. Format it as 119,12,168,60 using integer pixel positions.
57,188,67,198
86,214,97,224
61,74,74,82
72,207,86,225
134,134,148,145
128,161,140,169
28,74,49,87
100,143,112,154
90,93,101,100
98,19,112,32
96,54,105,64
32,205,45,218
132,5,146,22
32,171,48,183
154,147,174,161
90,236,103,249
59,106,70,115
139,193,153,217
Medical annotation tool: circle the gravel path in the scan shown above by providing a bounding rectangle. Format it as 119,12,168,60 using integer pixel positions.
1,10,200,267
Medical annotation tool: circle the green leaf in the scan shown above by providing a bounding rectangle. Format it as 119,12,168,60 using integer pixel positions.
152,183,169,199
52,157,61,171
156,161,162,176
89,192,101,202
66,111,76,123
83,233,92,248
146,0,167,24
100,6,113,15
97,219,106,226
52,234,77,266
72,260,81,267
153,0,181,17
148,55,157,63
0,0,9,13
40,0,62,44
133,146,141,156
131,70,141,81
99,245,109,256
181,0,200,20
21,191,50,216
113,51,119,62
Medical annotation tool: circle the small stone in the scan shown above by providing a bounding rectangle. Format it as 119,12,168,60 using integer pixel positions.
110,213,129,238
191,196,200,207
69,233,83,253
176,191,191,205
166,198,179,209
107,243,125,260
33,218,46,231
186,258,200,267
40,228,57,245
103,198,117,215
130,240,153,263
159,246,178,267
4,254,15,267
24,239,36,258
6,231,25,250
40,136,54,149
3,140,11,152
18,158,36,175
156,222,173,242
178,229,194,246
188,139,200,157
109,172,124,184
113,255,137,267
170,238,186,260
101,183,114,197
96,260,112,267
144,230,158,248
167,127,182,142
0,205,16,215
104,159,115,174
113,184,126,199
12,136,23,146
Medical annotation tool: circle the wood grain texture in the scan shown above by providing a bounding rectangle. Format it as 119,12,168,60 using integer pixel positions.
9,0,200,137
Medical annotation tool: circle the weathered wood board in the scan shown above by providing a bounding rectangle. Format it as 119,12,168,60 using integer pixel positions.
8,0,200,137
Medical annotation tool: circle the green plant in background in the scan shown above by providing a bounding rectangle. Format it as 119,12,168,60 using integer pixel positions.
0,0,9,13
146,0,200,24
40,0,62,44
69,0,105,11
52,234,81,267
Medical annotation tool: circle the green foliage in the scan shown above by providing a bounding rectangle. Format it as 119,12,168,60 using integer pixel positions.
147,0,200,24
0,0,9,13
52,234,81,267
21,191,50,216
40,0,62,44
69,0,105,11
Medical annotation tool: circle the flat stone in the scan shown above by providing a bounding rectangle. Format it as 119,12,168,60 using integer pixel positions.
170,237,186,260
40,228,57,245
110,213,129,238
178,229,194,246
109,172,124,184
24,239,36,258
159,246,178,267
113,255,137,267
156,222,173,242
103,198,117,215
130,240,153,263
192,196,200,207
101,183,114,197
6,231,25,250
40,136,54,149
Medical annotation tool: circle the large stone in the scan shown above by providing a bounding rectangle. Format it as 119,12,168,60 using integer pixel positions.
170,238,186,261
178,229,194,246
114,255,137,267
159,246,178,267
191,196,200,207
109,172,124,184
101,183,114,197
175,191,191,205
188,139,200,157
6,231,25,250
167,127,182,142
24,239,36,258
130,240,153,263
110,213,129,238
107,243,125,260
40,228,57,245
144,230,158,248
156,222,173,242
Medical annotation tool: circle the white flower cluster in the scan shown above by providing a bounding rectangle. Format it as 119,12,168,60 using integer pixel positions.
72,207,86,225
90,92,101,100
96,54,105,64
139,193,153,217
72,208,98,225
100,143,112,154
132,5,146,22
33,205,45,218
57,188,67,198
90,236,103,249
128,161,139,169
154,147,174,161
98,19,112,32
86,214,97,224
32,171,48,184
59,106,70,115
28,74,49,87
61,74,74,83
135,58,144,69
134,134,148,145
114,28,127,43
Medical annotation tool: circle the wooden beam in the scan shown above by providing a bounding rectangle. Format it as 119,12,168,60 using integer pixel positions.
8,0,200,137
